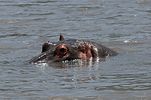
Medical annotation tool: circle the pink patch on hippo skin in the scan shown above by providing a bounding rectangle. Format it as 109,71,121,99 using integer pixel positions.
77,43,93,60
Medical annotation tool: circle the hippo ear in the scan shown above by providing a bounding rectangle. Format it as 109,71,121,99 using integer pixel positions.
59,34,64,41
42,43,50,52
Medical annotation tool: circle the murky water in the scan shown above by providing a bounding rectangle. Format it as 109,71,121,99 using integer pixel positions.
0,0,151,99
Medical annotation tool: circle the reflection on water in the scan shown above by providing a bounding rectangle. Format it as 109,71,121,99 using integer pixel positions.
0,0,151,99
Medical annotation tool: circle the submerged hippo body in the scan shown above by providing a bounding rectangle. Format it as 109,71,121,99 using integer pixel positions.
29,35,117,63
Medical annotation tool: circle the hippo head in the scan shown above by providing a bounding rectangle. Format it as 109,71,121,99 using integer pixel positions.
29,35,95,63
29,34,118,64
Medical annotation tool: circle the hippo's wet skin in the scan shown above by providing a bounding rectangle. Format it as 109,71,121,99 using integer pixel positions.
29,35,117,63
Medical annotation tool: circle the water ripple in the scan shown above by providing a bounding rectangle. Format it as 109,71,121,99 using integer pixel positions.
0,33,29,38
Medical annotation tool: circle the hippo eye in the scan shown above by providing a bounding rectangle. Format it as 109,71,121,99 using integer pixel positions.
59,48,66,53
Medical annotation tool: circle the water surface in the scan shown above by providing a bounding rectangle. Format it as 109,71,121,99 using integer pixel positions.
0,0,151,99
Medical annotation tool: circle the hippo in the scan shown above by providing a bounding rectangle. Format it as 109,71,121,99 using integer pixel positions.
29,35,117,63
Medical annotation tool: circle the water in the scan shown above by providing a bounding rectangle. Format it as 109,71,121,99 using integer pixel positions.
0,0,151,99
